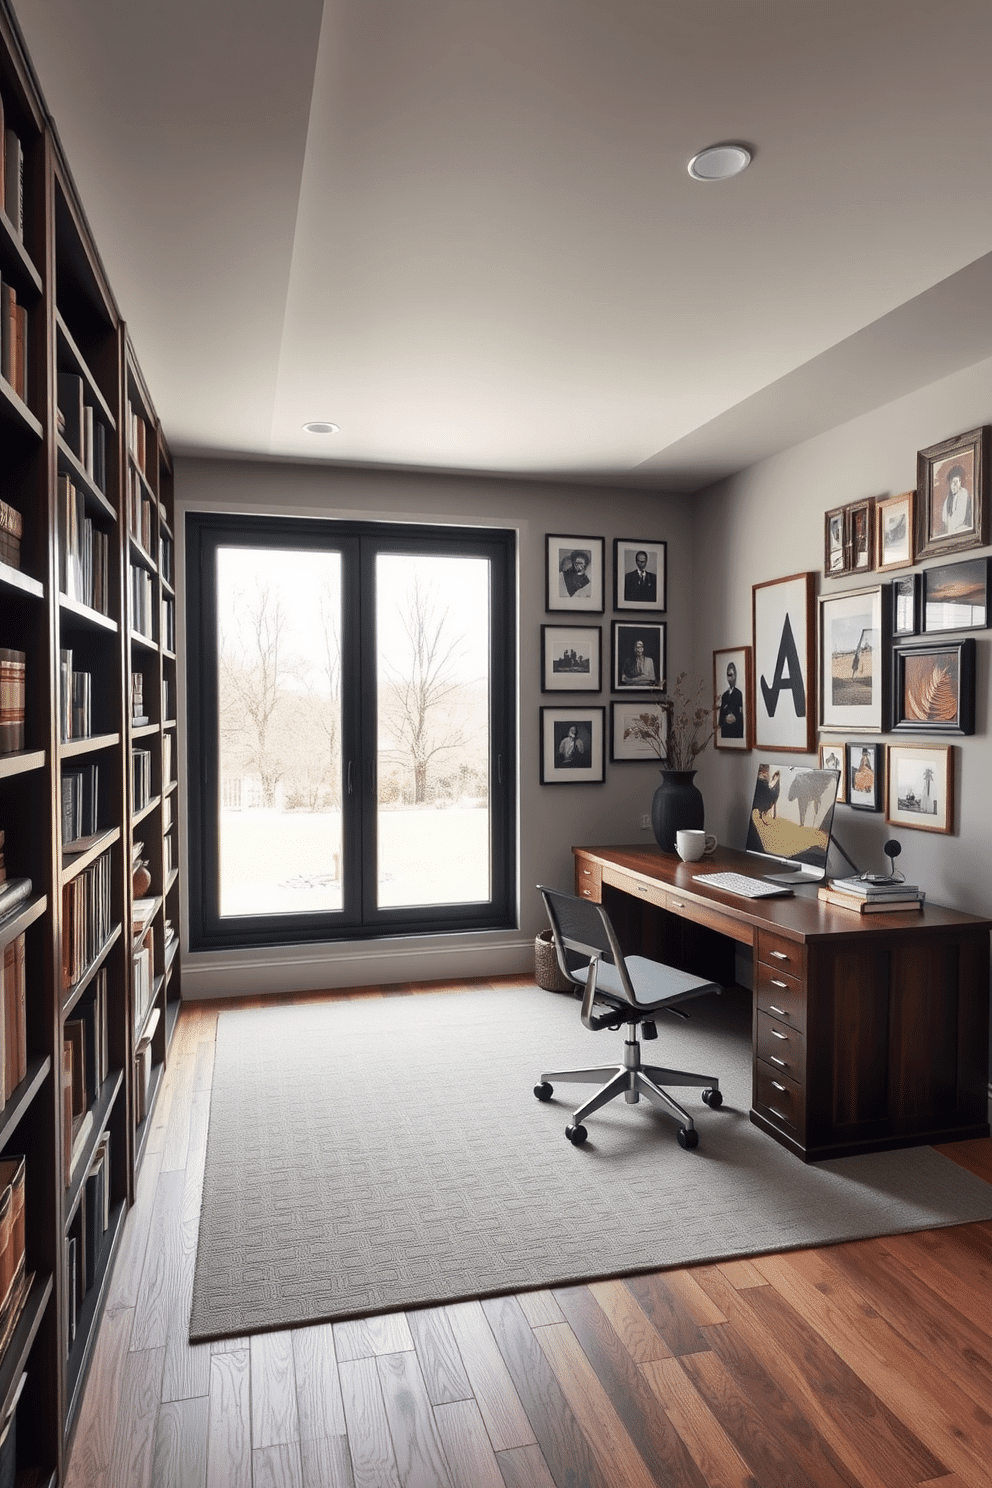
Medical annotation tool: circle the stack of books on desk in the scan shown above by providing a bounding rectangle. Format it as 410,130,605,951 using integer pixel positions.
819,877,925,914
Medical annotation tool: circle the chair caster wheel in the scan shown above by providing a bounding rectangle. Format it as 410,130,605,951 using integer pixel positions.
565,1124,587,1146
702,1087,723,1108
678,1126,699,1150
534,1082,553,1101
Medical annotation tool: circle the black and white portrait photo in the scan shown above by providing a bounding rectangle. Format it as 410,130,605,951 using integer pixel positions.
713,645,752,750
613,538,666,611
540,624,602,692
611,621,665,692
540,706,605,783
545,534,605,612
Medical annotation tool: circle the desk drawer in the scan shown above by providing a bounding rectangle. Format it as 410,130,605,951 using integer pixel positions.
604,868,666,910
756,1012,805,1081
664,891,752,945
755,964,806,1032
757,929,804,977
755,1062,805,1133
575,859,602,900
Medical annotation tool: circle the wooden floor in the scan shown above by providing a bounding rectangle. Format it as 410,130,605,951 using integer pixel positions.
65,981,992,1488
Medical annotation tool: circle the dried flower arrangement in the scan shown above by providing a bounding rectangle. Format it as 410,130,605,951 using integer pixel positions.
621,672,715,770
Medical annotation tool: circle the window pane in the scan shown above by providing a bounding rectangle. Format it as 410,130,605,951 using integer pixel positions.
216,547,343,917
376,553,491,907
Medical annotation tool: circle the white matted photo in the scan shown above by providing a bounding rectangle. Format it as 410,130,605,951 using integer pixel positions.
610,699,667,762
817,741,848,803
819,585,887,733
752,571,816,752
540,706,605,783
886,742,953,833
613,538,666,611
540,625,601,692
713,645,752,750
545,534,604,612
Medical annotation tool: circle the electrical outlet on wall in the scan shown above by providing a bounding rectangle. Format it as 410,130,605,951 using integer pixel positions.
640,813,651,829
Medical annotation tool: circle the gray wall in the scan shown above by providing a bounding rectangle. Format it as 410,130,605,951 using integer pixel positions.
690,353,992,921
175,457,693,997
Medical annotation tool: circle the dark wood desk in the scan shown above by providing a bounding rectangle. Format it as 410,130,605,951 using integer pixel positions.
574,843,991,1162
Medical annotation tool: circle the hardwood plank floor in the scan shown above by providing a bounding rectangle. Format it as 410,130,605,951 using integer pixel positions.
64,984,992,1488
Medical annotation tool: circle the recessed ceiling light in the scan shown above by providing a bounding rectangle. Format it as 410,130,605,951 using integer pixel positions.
302,420,340,435
687,144,752,182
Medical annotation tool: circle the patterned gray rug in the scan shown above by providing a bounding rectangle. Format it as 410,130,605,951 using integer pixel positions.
190,984,992,1341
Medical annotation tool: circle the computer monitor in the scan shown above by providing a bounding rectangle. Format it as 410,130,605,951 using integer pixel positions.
743,761,841,883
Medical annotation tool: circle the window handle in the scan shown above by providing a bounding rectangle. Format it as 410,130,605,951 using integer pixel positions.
497,753,503,786
347,760,353,795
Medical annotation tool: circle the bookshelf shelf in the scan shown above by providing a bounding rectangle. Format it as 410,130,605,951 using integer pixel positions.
0,3,184,1475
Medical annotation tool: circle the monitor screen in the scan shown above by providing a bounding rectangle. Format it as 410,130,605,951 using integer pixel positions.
743,762,840,882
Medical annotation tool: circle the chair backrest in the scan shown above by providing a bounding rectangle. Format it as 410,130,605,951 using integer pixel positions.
537,885,635,1003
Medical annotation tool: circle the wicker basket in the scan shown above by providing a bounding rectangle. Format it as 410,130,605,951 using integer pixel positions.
534,928,573,993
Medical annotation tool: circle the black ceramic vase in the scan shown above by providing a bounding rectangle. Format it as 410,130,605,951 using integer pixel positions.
651,770,704,853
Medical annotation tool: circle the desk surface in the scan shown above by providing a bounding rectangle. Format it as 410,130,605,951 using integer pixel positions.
574,843,992,944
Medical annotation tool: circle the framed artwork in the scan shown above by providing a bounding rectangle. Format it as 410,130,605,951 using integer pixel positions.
540,706,605,784
915,425,990,559
713,645,752,750
886,742,953,834
891,573,921,637
545,534,605,612
848,498,874,573
610,699,667,762
611,620,666,693
824,507,848,577
818,741,847,804
847,742,884,812
752,572,816,752
875,491,915,572
819,585,888,733
921,557,990,634
613,539,666,612
540,624,601,692
891,637,975,735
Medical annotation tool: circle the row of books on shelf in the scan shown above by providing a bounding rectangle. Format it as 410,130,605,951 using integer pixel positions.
0,647,24,753
0,830,30,929
59,650,92,741
0,278,28,403
162,597,175,652
0,1156,31,1370
126,399,150,478
819,876,925,915
57,371,108,494
0,928,27,1108
66,1129,111,1353
127,474,154,556
0,96,25,240
133,900,155,1030
130,670,147,726
160,532,173,584
62,967,109,1187
134,1006,159,1123
0,497,21,569
61,850,112,988
61,762,101,850
130,561,155,639
58,473,111,614
164,731,173,785
132,748,153,812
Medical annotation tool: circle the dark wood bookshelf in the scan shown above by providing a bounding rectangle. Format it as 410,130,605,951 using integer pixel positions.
0,1,183,1478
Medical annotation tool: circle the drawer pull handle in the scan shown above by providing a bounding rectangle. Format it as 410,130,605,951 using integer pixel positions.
671,900,685,910
770,950,789,961
770,978,788,989
768,1105,788,1121
771,1029,788,1041
768,1004,786,1017
770,1056,786,1067
771,1080,786,1092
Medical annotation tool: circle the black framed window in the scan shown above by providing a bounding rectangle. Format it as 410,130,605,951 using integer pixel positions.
186,512,516,949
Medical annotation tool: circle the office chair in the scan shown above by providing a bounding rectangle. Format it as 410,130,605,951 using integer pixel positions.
535,886,723,1149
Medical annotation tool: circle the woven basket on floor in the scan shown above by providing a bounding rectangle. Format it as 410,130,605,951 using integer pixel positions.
534,929,574,993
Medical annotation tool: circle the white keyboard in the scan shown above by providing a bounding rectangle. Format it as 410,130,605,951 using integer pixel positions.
693,871,793,899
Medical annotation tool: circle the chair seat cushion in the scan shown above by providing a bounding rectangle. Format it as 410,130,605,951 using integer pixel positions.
572,955,718,1011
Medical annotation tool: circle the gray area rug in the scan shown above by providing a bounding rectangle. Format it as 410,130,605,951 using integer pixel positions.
190,984,992,1341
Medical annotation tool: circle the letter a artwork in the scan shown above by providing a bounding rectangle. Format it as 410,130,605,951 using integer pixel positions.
760,615,806,719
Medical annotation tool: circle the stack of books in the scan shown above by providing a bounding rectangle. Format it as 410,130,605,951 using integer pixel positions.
819,876,925,914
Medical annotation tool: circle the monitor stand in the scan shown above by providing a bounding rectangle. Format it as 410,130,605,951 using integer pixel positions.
764,864,825,885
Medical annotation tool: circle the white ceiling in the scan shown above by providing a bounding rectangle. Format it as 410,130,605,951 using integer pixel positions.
14,0,992,491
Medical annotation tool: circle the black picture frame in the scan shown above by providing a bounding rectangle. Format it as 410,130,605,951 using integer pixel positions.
540,625,602,692
610,620,666,693
847,742,884,812
545,534,605,613
916,425,990,559
612,538,667,611
921,557,991,634
891,573,921,637
891,637,976,735
539,706,605,784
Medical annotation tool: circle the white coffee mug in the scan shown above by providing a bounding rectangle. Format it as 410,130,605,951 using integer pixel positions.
676,829,717,862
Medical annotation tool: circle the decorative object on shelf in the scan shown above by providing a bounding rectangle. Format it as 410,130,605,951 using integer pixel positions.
818,741,848,804
609,699,667,761
544,533,604,613
610,620,666,692
891,637,975,735
131,860,151,898
612,537,666,611
540,624,601,692
891,572,921,636
921,556,990,634
713,645,753,750
886,742,954,833
819,585,888,733
539,705,605,784
847,742,884,812
915,425,990,559
875,491,915,571
752,571,816,752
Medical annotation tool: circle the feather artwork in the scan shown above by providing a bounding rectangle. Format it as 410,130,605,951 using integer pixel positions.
905,659,958,722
